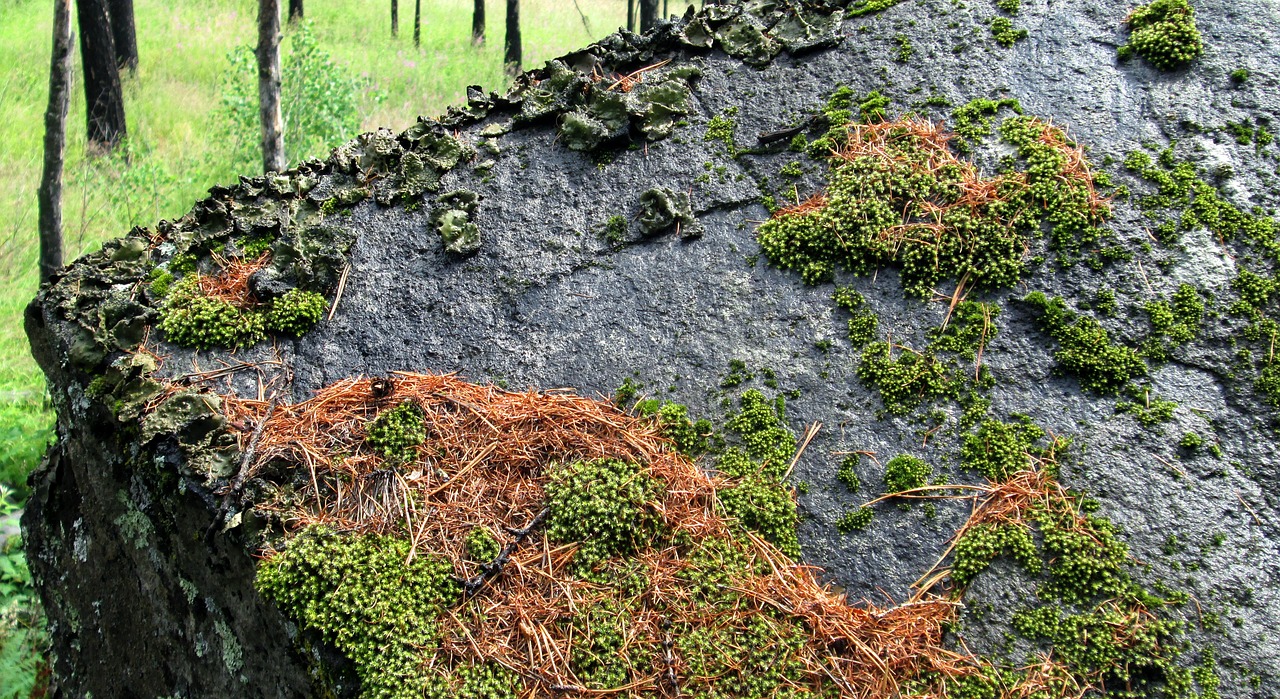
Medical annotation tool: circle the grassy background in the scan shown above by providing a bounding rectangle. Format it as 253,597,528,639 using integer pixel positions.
0,0,699,496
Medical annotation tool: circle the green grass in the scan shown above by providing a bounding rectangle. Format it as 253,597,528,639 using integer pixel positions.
0,0,691,495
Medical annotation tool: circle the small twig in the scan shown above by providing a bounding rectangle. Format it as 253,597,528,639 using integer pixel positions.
205,396,278,543
1235,491,1262,525
461,506,551,595
757,114,823,145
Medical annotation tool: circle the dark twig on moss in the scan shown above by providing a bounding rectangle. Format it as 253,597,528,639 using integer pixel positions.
461,506,551,594
206,395,279,543
757,114,823,145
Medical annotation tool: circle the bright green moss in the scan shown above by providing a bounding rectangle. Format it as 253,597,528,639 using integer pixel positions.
1256,363,1280,408
640,400,713,457
1178,432,1203,451
1120,0,1203,70
1116,391,1178,427
568,601,633,689
857,342,966,415
265,289,327,336
256,526,460,699
996,0,1020,13
780,161,804,178
168,252,198,276
951,523,1040,586
1231,268,1274,310
1230,68,1250,84
927,301,1000,361
157,277,266,349
464,526,501,562
833,287,879,347
847,0,903,17
704,107,739,154
720,359,753,388
614,377,642,408
989,17,1028,48
364,400,428,464
1095,288,1119,317
836,454,862,492
1142,283,1203,361
448,662,524,699
602,214,627,244
950,98,1023,152
674,611,809,699
835,505,874,533
1034,507,1131,604
724,389,796,477
545,459,664,573
238,233,275,258
883,453,931,494
960,419,1044,481
718,474,800,558
759,114,1106,299
1024,292,1147,394
893,33,915,62
147,267,175,298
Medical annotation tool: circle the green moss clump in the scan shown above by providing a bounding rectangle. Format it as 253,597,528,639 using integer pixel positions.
364,400,428,464
1116,390,1178,427
1119,0,1203,70
449,662,524,699
835,505,874,533
704,107,739,154
157,277,266,349
1258,363,1280,408
1178,432,1203,451
567,601,633,689
265,289,327,336
720,359,753,388
256,526,460,699
601,214,627,244
996,0,1020,13
883,453,931,494
639,400,713,457
724,390,796,476
950,98,1023,152
960,419,1045,481
614,377,642,408
168,252,198,276
857,342,966,415
238,233,275,258
927,301,1000,361
1142,283,1203,361
833,287,879,347
1230,68,1250,84
147,267,175,298
951,523,1040,585
990,17,1028,48
836,454,862,492
464,526,501,562
675,612,808,698
847,0,903,17
545,459,664,572
1095,288,1119,317
718,474,800,558
893,33,915,62
759,114,1107,299
1024,292,1147,394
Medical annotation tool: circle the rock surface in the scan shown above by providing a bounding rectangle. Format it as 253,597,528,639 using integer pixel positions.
23,0,1280,696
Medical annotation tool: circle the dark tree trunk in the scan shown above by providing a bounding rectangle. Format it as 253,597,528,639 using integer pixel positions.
288,0,303,22
472,0,484,46
106,0,136,71
503,0,520,76
76,0,126,150
39,0,74,283
391,0,398,36
626,0,634,32
639,0,658,32
413,0,421,47
663,0,669,19
257,0,285,173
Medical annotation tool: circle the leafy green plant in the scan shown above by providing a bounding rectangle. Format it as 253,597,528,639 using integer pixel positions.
219,23,377,170
0,485,47,699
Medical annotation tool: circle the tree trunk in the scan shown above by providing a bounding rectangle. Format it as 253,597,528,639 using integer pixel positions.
76,0,126,150
413,0,421,47
472,0,484,46
39,0,74,284
639,0,658,32
503,0,520,76
626,0,634,32
663,0,669,20
391,0,398,36
106,0,136,71
288,0,303,23
257,0,285,173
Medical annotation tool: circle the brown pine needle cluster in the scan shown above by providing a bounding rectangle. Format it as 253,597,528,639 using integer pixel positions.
196,252,270,307
221,373,987,697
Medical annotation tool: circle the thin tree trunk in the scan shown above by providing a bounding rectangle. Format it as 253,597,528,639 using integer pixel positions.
288,0,303,23
471,0,484,46
257,0,285,173
663,0,668,20
626,0,634,32
39,0,74,283
413,0,421,47
503,0,520,76
76,0,126,150
639,0,658,32
106,0,136,71
391,0,398,36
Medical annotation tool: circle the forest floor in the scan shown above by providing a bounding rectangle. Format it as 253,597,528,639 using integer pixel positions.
0,0,672,691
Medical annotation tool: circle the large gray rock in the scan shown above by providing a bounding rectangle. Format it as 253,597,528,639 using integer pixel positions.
23,0,1280,696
